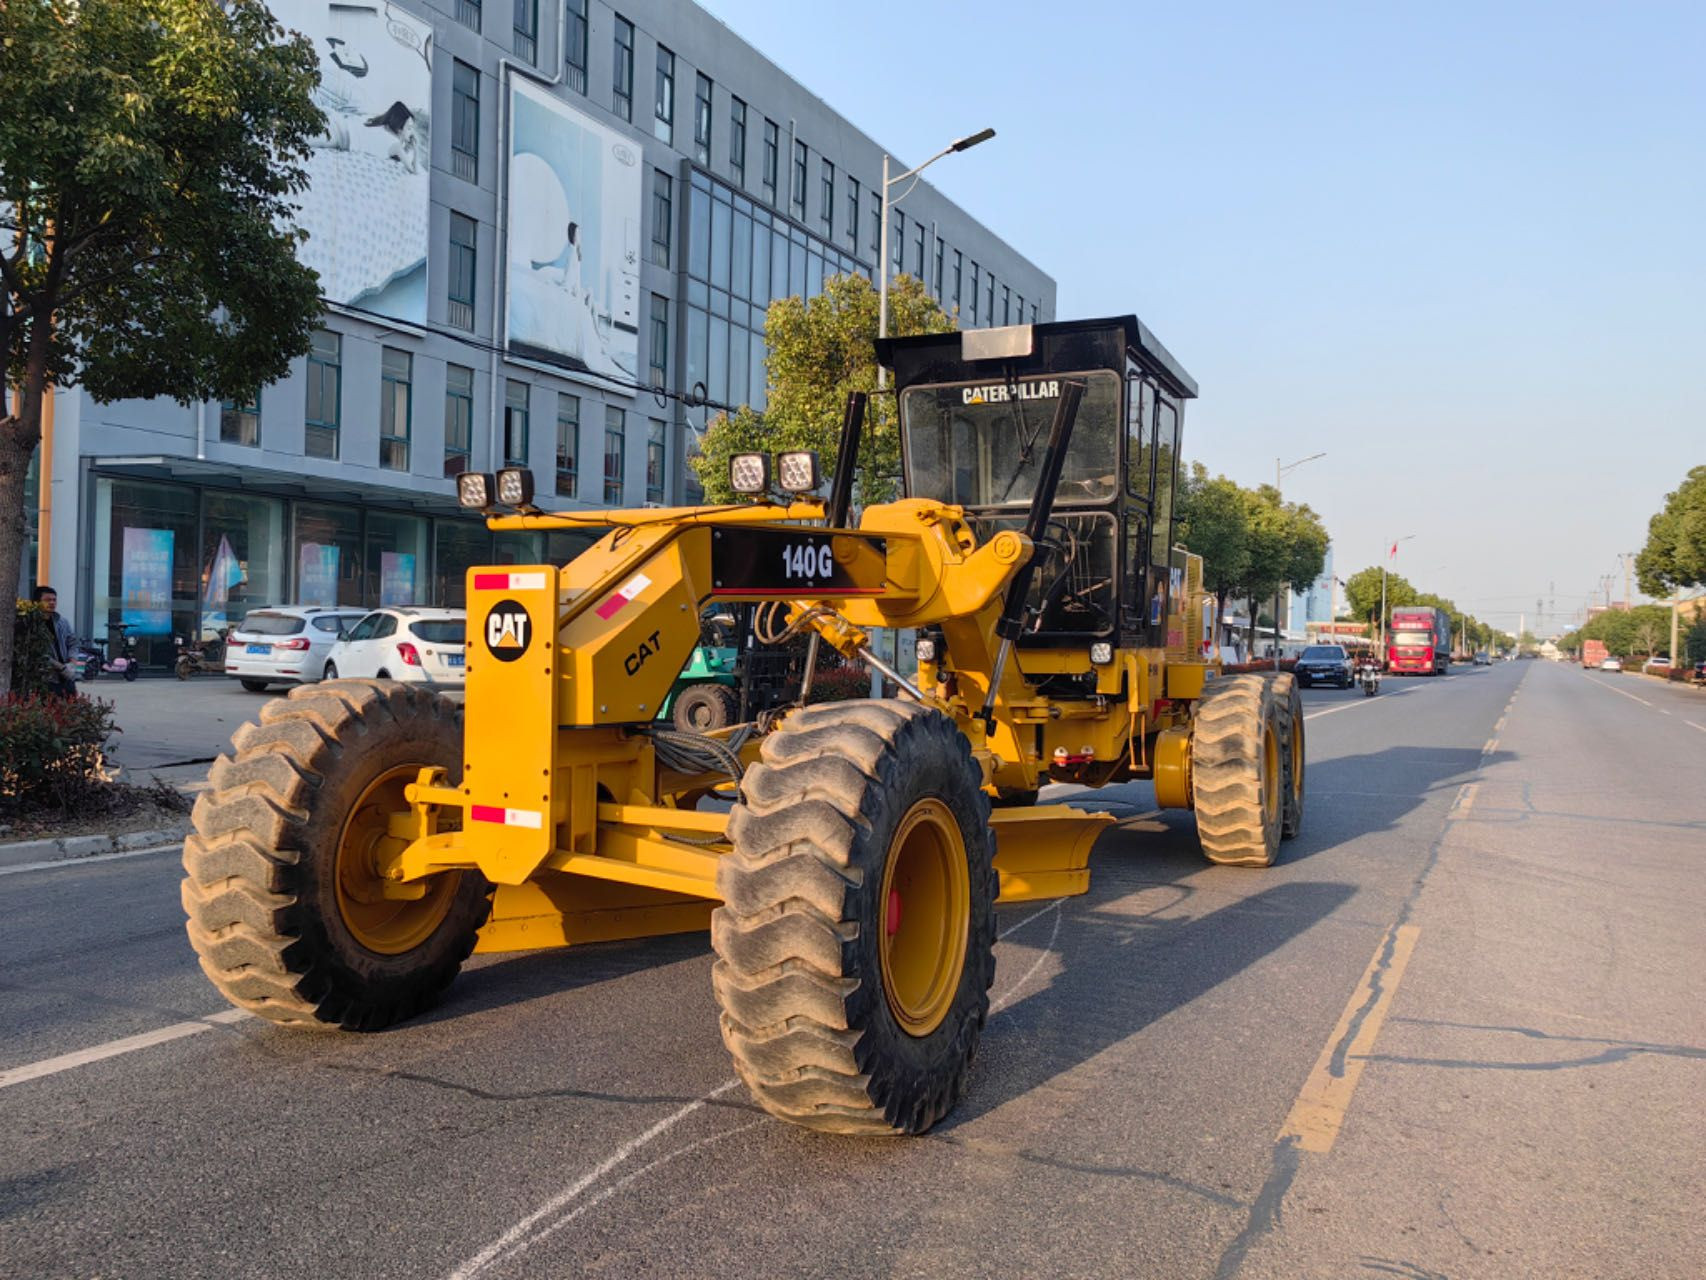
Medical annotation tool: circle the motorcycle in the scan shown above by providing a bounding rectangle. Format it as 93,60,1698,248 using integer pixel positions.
175,630,229,680
79,622,142,682
1356,660,1382,697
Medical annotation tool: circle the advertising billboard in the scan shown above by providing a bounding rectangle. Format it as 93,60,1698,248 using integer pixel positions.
506,77,642,380
271,0,433,321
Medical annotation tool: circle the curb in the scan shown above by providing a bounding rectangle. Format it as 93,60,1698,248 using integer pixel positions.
0,825,187,870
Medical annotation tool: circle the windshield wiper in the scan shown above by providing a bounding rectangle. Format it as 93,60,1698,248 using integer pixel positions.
997,369,1046,502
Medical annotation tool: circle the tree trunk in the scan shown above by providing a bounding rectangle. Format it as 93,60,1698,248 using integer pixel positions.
1246,595,1259,659
0,374,47,694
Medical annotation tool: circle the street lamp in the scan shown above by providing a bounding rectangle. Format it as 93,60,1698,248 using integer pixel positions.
1379,533,1417,654
876,127,996,390
1272,452,1326,657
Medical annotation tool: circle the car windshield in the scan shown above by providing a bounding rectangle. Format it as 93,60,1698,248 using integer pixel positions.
410,620,465,644
900,369,1120,507
1300,646,1344,660
236,613,306,636
1393,631,1432,646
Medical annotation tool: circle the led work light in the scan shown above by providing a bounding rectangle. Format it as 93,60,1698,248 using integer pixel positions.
776,451,820,494
496,467,535,508
729,452,771,495
457,471,494,510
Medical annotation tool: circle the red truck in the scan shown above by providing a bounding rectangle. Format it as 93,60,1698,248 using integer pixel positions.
1388,607,1451,675
1582,639,1610,670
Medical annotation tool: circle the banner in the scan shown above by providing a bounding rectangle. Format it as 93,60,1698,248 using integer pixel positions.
298,542,340,607
380,551,416,606
121,527,174,636
506,77,641,379
271,0,433,321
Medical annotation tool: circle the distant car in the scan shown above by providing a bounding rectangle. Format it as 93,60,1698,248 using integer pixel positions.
224,606,370,693
1598,656,1623,672
1473,651,1491,666
1643,656,1671,672
324,607,467,685
1293,644,1353,689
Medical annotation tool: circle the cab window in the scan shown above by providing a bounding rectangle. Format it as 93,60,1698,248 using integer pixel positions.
1126,376,1155,500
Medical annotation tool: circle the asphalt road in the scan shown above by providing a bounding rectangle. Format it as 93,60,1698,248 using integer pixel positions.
3,662,1702,1279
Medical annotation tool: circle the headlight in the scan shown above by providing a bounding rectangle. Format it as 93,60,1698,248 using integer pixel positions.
1090,642,1113,665
776,450,820,494
457,472,494,510
729,452,770,495
916,637,937,664
496,467,535,507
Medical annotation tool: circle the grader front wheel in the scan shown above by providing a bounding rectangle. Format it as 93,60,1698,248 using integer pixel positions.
1191,674,1286,867
1271,672,1306,840
712,699,996,1135
181,681,490,1031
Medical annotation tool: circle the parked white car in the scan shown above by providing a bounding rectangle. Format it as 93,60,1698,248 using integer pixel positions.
225,606,370,693
323,607,468,686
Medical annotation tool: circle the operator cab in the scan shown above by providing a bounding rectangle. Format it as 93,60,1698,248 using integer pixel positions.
879,317,1197,662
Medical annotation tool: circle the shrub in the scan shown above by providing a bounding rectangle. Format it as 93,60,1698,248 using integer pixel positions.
805,662,873,704
11,601,56,697
0,694,119,815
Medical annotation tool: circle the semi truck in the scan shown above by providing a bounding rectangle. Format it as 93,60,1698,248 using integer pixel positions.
1387,606,1451,675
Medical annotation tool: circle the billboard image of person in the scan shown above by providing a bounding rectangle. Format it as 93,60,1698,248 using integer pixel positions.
506,78,642,379
270,0,433,321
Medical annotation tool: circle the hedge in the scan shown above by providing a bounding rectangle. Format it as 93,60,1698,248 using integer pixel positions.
0,693,119,815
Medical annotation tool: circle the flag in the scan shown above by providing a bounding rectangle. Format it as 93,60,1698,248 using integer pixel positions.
1389,541,1398,560
205,534,244,607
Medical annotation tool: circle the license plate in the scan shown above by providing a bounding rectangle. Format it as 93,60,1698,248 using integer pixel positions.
446,653,465,667
246,643,271,655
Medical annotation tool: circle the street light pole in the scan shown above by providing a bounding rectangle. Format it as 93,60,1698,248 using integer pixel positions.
1379,533,1417,656
1273,452,1325,659
876,127,994,392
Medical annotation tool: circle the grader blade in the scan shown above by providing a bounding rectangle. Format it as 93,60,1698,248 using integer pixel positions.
989,805,1117,903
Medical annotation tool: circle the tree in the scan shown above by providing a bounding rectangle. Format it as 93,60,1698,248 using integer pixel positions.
1343,566,1416,628
1175,462,1250,616
692,273,953,504
1,0,325,690
1635,466,1706,597
1232,483,1327,653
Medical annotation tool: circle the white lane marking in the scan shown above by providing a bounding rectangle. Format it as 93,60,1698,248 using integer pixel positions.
0,1008,249,1090
1584,675,1652,707
990,904,1064,1017
1688,721,1706,735
0,842,181,878
998,899,1062,942
1658,709,1672,716
448,1079,744,1280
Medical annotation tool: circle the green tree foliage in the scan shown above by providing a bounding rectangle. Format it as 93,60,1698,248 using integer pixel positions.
1174,473,1325,650
1175,463,1250,611
692,273,953,504
0,0,325,689
1342,567,1415,626
1635,465,1706,597
1564,604,1675,659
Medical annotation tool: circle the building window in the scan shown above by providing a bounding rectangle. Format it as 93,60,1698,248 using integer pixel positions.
820,159,834,237
913,222,925,277
513,0,537,63
612,15,633,121
220,395,260,447
651,169,672,267
444,363,473,477
869,190,880,255
649,293,669,388
790,139,807,218
647,419,666,503
555,392,580,497
729,96,747,185
379,347,412,471
986,272,995,327
604,405,625,504
933,237,944,297
846,176,860,249
456,0,480,31
304,330,340,460
968,260,979,325
952,249,962,311
504,379,530,466
451,60,479,183
448,212,477,330
653,45,674,143
890,209,904,278
694,73,712,166
761,119,778,204
564,0,588,93
1002,285,1011,326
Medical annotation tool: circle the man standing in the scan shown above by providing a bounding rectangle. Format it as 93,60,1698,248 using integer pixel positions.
33,586,79,697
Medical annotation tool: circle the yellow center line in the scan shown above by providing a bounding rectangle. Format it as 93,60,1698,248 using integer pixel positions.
1453,783,1478,816
1484,737,1499,753
1277,923,1420,1153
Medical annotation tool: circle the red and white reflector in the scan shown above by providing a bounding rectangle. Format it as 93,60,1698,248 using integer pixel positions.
594,573,653,621
470,805,544,829
474,571,549,591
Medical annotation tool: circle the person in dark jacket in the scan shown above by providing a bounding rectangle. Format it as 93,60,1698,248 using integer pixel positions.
33,585,78,697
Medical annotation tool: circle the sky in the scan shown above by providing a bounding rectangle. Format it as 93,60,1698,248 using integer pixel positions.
698,0,1705,636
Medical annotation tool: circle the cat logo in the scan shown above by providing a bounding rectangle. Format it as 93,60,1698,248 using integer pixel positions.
484,599,531,663
623,629,664,677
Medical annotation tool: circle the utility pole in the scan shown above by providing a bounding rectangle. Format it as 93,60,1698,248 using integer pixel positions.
1621,552,1635,610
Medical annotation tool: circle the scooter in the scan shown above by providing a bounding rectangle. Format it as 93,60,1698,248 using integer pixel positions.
175,630,229,680
79,622,142,682
1356,660,1382,697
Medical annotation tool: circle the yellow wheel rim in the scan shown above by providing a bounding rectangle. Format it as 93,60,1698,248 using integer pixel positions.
335,764,461,955
878,798,971,1037
1262,721,1281,829
1288,715,1303,808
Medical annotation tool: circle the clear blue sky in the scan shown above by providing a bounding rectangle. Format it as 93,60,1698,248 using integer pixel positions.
700,0,1705,635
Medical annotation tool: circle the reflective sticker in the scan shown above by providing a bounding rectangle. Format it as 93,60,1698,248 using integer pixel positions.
474,571,549,591
595,573,653,621
471,805,544,829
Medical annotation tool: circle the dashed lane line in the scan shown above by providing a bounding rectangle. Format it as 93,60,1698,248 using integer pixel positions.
1688,721,1706,735
0,1008,250,1090
1583,675,1652,707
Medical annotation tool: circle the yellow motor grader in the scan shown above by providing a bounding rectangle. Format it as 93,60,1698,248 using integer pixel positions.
182,316,1304,1135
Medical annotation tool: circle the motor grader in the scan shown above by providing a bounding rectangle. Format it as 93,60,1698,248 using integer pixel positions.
182,315,1305,1136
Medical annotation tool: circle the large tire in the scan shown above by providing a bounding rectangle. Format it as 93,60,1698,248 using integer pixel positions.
673,683,737,733
181,680,490,1031
1191,674,1284,867
712,699,996,1135
1271,672,1305,841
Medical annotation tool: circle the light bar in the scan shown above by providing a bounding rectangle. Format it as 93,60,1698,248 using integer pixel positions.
729,452,770,495
776,451,820,494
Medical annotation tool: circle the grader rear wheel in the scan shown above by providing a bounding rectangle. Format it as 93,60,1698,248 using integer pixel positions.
181,680,490,1030
1191,674,1285,867
1271,672,1306,840
712,699,996,1135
